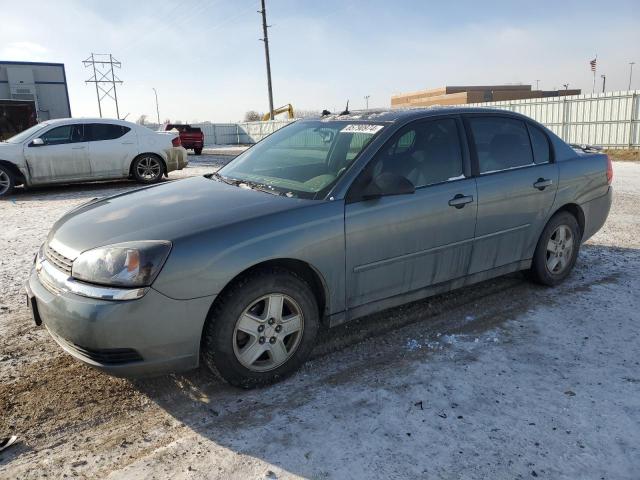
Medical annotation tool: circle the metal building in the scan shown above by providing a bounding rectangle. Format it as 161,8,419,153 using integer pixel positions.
0,61,71,121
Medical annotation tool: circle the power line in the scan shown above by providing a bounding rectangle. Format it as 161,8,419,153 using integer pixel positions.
83,53,123,118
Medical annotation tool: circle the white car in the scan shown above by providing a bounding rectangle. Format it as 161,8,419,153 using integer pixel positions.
0,118,188,197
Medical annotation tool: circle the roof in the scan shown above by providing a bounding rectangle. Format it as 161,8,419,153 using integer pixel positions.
39,117,137,126
316,105,524,123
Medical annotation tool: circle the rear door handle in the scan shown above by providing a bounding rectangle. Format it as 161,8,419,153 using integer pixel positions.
72,146,86,150
533,178,553,190
448,194,474,209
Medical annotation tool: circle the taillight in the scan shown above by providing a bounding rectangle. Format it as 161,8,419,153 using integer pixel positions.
172,136,181,147
606,155,613,185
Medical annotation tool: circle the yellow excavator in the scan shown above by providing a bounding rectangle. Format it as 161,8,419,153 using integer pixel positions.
262,104,294,121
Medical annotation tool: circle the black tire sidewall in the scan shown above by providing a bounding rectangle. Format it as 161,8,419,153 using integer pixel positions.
0,165,15,198
132,155,163,184
202,269,319,388
531,212,581,286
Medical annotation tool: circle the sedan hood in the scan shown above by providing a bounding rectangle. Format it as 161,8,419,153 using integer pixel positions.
49,176,310,257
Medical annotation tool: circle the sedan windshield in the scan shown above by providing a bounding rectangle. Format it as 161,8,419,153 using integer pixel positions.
4,122,50,144
217,120,385,199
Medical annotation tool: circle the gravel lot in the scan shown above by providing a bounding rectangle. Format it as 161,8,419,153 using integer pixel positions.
1,155,639,479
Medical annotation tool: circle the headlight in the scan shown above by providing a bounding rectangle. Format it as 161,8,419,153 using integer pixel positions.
72,241,172,288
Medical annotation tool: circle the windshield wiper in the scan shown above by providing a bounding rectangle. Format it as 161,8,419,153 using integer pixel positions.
210,172,285,196
210,171,236,186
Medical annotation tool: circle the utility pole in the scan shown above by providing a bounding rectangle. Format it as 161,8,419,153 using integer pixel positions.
535,79,540,90
364,95,370,110
601,74,606,93
259,0,274,120
562,83,569,95
152,88,160,125
83,53,123,118
629,62,636,90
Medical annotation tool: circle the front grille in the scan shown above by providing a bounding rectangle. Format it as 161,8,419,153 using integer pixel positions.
45,244,73,275
68,343,144,364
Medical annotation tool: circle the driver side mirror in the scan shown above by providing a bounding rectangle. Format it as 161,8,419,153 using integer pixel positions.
361,172,415,200
30,138,44,147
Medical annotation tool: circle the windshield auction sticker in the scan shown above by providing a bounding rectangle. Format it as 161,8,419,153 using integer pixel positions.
340,124,384,134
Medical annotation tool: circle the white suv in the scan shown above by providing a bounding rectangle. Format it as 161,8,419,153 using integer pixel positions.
0,118,188,197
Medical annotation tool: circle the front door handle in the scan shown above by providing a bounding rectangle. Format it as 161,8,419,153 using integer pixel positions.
448,194,474,209
533,178,553,190
72,146,86,150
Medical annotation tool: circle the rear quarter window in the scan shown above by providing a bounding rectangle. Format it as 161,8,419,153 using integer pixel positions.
528,124,551,164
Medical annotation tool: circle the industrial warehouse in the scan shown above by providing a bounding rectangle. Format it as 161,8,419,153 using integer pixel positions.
0,61,71,139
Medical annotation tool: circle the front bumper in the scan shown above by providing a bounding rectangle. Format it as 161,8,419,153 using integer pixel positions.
26,265,214,378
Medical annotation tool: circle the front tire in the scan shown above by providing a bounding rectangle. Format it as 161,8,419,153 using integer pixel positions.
0,165,15,198
132,155,164,184
201,268,320,388
194,148,203,156
528,211,581,286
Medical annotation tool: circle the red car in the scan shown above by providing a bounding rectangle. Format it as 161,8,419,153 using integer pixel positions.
164,124,204,155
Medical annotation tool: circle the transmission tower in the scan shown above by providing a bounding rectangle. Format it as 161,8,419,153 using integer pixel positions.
83,53,123,118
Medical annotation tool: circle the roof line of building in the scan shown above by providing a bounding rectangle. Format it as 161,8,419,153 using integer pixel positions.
0,60,66,67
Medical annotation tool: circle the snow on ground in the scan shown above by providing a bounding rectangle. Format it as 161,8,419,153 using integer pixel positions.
0,158,639,479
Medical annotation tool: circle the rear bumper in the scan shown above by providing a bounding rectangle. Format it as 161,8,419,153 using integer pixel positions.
26,268,214,378
581,186,613,242
182,142,204,149
166,147,189,172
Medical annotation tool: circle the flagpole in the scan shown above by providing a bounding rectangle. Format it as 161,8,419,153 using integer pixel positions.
592,54,597,94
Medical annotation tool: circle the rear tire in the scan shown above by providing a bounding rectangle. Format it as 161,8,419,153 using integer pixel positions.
194,148,203,156
132,155,164,184
528,211,581,286
201,268,319,388
0,165,15,198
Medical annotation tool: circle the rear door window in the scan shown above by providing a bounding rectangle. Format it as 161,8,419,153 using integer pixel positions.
86,124,130,142
468,117,534,173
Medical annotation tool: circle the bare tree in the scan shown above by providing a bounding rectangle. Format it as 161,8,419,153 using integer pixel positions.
136,114,148,125
244,110,263,122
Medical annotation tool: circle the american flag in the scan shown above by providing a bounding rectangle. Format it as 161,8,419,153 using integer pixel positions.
590,58,597,72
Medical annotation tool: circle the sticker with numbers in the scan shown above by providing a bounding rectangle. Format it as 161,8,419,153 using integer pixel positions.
340,124,384,134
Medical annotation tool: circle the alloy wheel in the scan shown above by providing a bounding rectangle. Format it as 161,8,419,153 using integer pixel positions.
546,225,574,274
0,170,10,196
136,157,162,181
232,293,304,372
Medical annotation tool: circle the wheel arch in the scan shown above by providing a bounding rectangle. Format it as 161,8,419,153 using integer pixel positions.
550,203,585,238
205,258,329,328
0,160,26,186
129,152,167,177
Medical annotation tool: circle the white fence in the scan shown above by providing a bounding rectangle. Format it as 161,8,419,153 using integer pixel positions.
468,90,640,148
175,90,640,149
193,119,294,146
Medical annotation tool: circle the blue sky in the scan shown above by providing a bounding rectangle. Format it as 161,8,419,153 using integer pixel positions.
1,0,638,122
